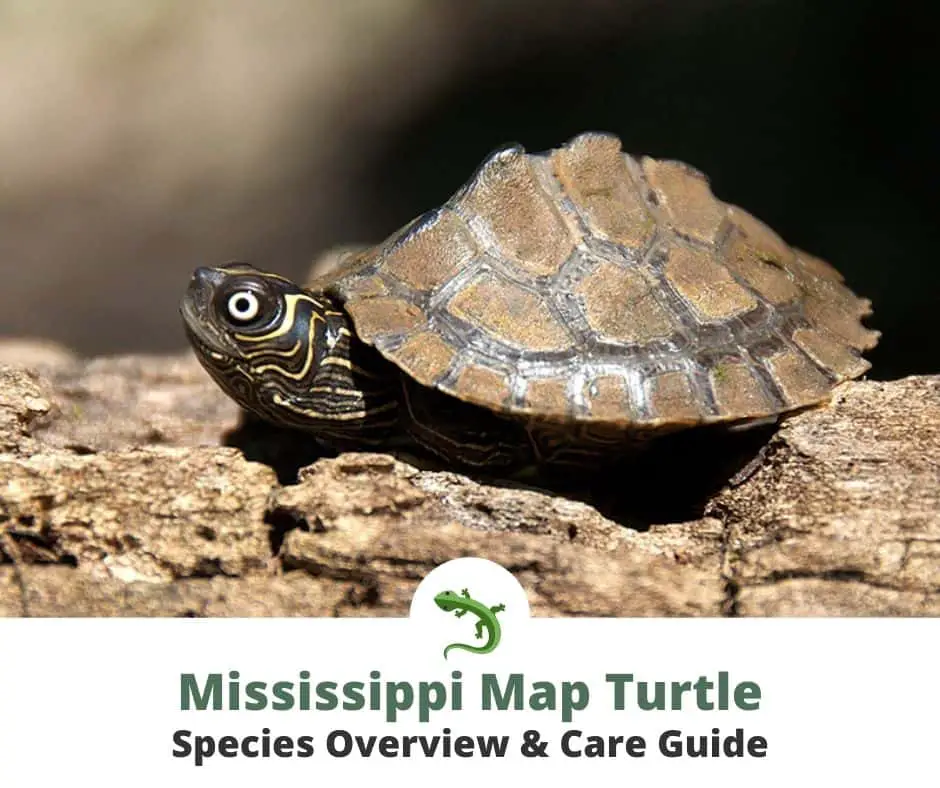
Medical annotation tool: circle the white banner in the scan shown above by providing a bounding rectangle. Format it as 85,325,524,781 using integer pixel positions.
0,558,935,785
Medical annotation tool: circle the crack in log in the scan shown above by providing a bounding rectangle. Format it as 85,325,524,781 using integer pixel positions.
0,529,30,616
706,497,741,617
264,505,310,559
751,568,939,594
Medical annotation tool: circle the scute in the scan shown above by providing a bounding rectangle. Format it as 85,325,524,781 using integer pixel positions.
550,132,654,249
381,209,477,291
575,262,675,344
445,271,574,353
710,360,775,418
648,370,701,423
323,132,878,429
642,157,726,245
663,245,758,321
455,144,573,277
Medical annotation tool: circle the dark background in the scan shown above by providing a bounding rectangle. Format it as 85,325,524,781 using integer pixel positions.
0,0,934,380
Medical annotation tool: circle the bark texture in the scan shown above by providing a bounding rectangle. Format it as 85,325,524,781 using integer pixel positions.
1,343,937,616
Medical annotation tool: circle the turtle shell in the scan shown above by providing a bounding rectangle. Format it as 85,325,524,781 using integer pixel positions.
317,132,878,428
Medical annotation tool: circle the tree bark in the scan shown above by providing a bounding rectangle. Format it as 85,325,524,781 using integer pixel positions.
1,343,937,616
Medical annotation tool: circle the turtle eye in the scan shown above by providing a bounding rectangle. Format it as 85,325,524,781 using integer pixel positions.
225,291,261,323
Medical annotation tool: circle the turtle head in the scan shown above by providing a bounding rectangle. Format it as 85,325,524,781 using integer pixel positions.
180,262,337,420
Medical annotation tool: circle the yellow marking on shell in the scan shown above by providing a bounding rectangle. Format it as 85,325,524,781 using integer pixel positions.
234,293,324,343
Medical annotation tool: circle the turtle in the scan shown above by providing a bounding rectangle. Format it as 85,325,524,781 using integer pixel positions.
180,131,878,473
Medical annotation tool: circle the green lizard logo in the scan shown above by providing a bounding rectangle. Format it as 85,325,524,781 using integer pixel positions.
434,588,506,659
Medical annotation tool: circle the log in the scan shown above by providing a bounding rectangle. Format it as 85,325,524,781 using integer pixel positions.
1,342,937,616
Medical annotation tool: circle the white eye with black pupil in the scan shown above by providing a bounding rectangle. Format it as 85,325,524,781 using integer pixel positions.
226,291,260,322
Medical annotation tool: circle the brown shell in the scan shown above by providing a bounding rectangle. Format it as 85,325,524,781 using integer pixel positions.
319,132,878,428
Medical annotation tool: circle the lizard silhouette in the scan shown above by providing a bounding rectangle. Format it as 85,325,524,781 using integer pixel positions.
434,589,505,658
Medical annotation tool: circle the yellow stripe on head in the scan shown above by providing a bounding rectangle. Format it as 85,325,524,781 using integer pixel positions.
234,293,323,343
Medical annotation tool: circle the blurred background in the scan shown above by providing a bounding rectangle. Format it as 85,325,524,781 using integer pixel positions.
0,0,933,379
